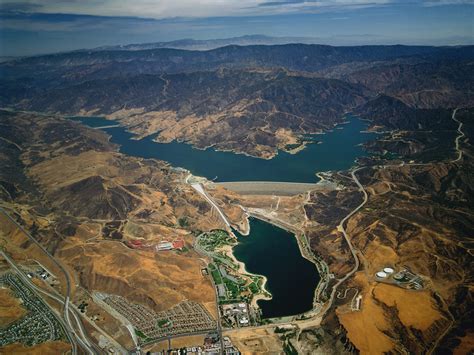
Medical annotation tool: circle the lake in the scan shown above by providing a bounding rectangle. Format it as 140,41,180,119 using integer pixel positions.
70,116,374,183
69,115,373,318
233,218,319,319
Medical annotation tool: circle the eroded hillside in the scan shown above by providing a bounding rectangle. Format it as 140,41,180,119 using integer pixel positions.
0,110,227,344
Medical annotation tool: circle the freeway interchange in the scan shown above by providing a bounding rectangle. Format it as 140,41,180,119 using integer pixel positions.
0,208,99,354
0,109,463,354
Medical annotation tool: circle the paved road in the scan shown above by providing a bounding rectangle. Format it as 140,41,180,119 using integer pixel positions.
451,108,464,163
317,167,367,318
426,108,461,353
0,207,96,354
0,250,77,352
323,107,463,314
192,236,225,354
317,108,463,348
139,329,218,349
215,181,321,196
28,278,113,354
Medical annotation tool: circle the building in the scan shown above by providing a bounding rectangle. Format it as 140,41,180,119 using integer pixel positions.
156,242,173,251
127,239,145,249
238,316,249,325
216,284,226,298
222,302,250,327
172,240,185,250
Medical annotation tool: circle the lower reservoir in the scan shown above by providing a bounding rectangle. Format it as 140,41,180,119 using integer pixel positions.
232,218,319,319
68,115,370,319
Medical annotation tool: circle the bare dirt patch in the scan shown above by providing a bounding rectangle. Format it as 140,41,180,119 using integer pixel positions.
0,288,26,327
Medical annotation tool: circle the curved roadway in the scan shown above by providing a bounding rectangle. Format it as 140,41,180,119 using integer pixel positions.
0,207,96,354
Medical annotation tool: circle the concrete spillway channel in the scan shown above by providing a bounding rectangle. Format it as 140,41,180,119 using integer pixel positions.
191,183,231,228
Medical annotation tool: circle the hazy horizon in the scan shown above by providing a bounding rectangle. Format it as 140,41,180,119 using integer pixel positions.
1,1,473,57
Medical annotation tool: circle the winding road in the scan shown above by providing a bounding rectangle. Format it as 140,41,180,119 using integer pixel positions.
324,108,464,314
451,108,464,163
320,167,367,317
0,250,77,352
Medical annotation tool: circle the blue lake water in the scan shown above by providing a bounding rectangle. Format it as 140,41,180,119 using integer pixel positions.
69,115,374,318
233,218,319,319
70,116,374,183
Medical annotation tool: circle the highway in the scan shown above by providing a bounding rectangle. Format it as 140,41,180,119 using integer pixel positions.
0,250,77,352
26,278,110,354
1,107,464,353
0,207,96,354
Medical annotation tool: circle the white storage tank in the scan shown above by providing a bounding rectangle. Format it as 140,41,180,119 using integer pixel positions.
376,271,388,278
383,267,395,274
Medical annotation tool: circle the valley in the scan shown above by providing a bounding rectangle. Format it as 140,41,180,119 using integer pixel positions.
0,42,473,354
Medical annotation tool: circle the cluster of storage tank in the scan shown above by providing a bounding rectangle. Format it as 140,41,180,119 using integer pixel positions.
375,267,395,279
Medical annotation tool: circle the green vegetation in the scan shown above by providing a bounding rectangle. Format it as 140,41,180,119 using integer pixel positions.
274,327,292,334
248,282,259,294
198,230,235,253
208,263,223,284
135,329,147,339
215,252,237,267
223,278,240,299
283,340,298,355
198,230,267,304
178,217,189,227
157,319,171,328
278,330,298,355
176,246,189,254
78,301,88,313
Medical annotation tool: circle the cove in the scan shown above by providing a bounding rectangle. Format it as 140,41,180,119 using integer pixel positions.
232,218,319,319
69,116,375,183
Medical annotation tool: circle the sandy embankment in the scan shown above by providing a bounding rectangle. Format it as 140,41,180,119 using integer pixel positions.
219,244,272,308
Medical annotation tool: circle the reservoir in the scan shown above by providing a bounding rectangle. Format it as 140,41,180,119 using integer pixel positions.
70,116,374,183
233,218,319,319
69,115,373,318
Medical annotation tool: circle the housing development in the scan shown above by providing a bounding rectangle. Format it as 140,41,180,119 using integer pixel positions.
0,5,473,352
0,273,66,347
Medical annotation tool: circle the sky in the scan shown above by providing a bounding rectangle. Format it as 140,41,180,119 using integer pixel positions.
0,0,473,57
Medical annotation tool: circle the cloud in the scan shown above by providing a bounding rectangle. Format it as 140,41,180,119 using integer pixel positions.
1,0,472,22
0,0,399,19
0,2,43,12
422,0,474,5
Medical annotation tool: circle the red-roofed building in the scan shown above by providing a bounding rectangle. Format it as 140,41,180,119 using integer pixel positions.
127,239,144,249
172,240,185,250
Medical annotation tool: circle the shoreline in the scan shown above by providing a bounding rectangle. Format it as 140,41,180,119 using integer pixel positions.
52,110,347,320
241,210,329,318
66,111,368,162
220,243,273,308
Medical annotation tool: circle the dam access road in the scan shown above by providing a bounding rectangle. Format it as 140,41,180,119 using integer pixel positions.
189,107,464,340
